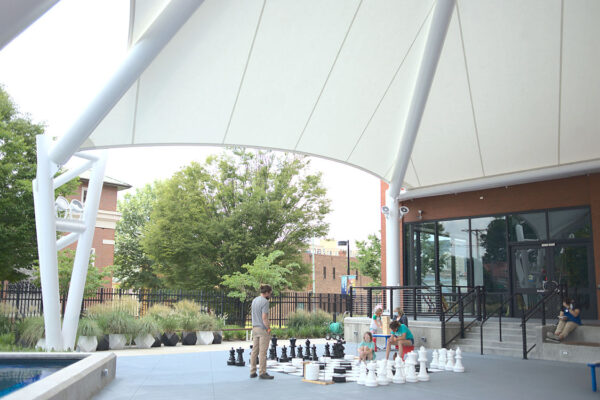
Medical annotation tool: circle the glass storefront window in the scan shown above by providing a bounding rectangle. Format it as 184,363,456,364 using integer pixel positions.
471,216,508,292
406,223,436,287
508,212,547,242
549,208,591,240
437,219,469,289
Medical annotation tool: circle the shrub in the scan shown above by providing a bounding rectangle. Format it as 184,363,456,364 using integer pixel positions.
197,313,218,331
78,318,102,337
18,316,45,348
103,311,135,335
287,310,311,330
173,300,202,315
161,314,179,333
134,316,161,337
180,314,200,332
146,304,172,322
309,309,332,326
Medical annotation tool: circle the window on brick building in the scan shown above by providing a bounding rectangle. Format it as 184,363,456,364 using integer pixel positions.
323,266,326,279
333,268,335,279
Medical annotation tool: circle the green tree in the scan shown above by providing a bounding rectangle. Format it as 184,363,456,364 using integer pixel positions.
33,249,109,296
352,234,381,286
141,149,331,290
221,250,299,300
113,184,162,289
0,86,77,281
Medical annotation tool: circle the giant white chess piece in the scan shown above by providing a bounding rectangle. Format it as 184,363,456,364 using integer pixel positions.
377,360,389,385
438,348,447,369
405,352,418,383
430,349,439,369
417,347,430,381
357,362,367,384
386,361,394,383
445,349,455,371
365,362,378,387
453,347,465,372
393,355,406,384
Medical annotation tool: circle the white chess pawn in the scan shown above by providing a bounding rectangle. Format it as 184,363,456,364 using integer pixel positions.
386,361,394,383
357,362,367,385
377,360,389,385
417,347,430,382
405,352,418,383
431,350,439,369
438,348,447,369
365,362,378,387
453,347,464,372
445,349,455,371
393,356,405,384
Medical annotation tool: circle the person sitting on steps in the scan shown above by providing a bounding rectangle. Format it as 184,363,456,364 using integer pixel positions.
385,320,414,361
546,297,582,342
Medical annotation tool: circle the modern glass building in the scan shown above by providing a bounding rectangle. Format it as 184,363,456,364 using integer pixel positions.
382,174,599,320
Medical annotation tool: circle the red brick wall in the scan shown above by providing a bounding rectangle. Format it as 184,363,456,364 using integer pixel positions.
302,252,372,293
382,173,600,317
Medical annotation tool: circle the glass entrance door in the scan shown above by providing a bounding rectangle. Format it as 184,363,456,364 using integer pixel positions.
510,243,596,319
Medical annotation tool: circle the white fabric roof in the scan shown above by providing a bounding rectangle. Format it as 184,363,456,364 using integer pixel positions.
12,0,600,193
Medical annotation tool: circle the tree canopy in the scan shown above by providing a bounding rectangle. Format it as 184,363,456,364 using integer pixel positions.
117,149,330,290
0,86,77,281
352,233,382,286
113,184,161,289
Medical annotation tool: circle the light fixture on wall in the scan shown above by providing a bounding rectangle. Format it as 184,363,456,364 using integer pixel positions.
418,210,423,220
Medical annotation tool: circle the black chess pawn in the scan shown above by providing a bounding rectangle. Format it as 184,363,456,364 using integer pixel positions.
337,339,345,358
304,339,311,359
280,345,290,363
289,338,297,358
324,342,331,358
235,347,245,366
311,344,318,361
227,347,236,366
297,345,303,360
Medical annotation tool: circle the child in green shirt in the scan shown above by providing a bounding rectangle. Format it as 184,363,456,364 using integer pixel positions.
358,331,376,361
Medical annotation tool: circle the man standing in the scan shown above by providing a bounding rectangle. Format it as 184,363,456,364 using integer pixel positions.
250,284,274,379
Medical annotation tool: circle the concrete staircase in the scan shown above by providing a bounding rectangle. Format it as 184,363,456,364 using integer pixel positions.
450,320,535,358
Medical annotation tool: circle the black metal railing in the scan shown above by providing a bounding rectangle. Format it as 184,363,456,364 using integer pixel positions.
0,282,352,328
441,286,482,348
478,291,522,355
520,284,566,359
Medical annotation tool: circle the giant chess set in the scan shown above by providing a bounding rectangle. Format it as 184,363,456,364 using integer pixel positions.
227,336,466,386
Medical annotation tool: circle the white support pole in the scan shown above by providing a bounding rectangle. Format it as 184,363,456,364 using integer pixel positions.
56,233,80,251
62,152,107,350
385,0,455,291
385,192,401,312
48,0,204,166
32,135,63,351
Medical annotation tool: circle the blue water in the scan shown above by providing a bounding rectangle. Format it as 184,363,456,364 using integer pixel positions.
0,359,76,397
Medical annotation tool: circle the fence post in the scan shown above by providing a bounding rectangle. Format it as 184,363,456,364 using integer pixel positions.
279,294,282,328
308,292,312,312
441,305,446,348
436,285,443,321
389,288,394,320
521,310,527,359
349,286,353,317
412,287,417,320
367,289,372,318
458,287,464,338
541,293,546,326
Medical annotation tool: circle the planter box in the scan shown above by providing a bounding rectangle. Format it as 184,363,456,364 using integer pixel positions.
196,331,214,345
212,331,223,344
77,336,98,352
181,331,197,346
96,335,110,351
109,334,127,350
135,333,156,349
162,332,180,347
35,338,45,350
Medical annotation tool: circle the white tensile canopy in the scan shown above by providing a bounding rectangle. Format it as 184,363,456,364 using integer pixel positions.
2,0,600,351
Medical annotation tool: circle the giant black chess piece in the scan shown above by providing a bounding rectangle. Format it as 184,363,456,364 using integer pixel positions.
289,338,297,358
268,336,279,361
235,347,246,366
311,344,318,361
324,342,331,358
227,348,236,366
279,345,290,363
297,345,303,360
303,339,311,360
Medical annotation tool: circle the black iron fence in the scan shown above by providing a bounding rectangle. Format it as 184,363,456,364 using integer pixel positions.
0,282,353,328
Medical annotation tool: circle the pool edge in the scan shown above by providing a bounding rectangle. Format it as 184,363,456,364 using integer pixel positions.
1,352,116,400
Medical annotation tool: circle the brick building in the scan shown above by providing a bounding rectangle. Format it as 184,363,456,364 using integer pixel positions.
66,175,131,287
302,249,372,293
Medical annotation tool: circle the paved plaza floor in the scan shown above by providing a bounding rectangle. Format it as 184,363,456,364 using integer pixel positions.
94,341,597,400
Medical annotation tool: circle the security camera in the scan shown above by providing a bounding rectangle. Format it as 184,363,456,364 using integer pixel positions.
381,205,390,216
399,206,409,216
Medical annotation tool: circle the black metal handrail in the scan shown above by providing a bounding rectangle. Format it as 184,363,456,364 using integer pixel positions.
441,287,480,347
520,284,566,359
478,291,522,355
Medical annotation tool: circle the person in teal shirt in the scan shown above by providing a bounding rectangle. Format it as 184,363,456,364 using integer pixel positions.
358,331,376,361
385,320,414,361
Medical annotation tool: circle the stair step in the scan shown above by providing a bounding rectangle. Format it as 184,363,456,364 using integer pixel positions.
453,337,533,349
456,344,524,358
461,332,535,342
